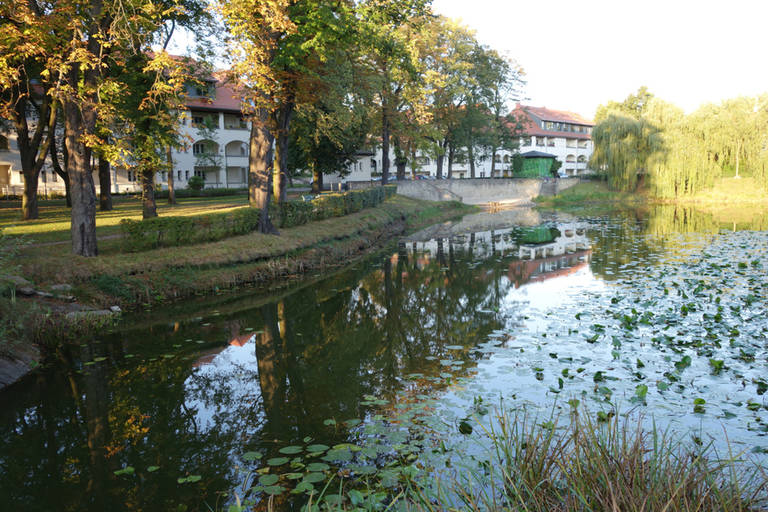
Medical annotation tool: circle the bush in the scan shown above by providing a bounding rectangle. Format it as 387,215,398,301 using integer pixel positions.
154,187,247,199
187,175,205,191
120,185,397,251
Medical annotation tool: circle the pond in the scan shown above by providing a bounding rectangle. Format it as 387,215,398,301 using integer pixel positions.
0,204,767,511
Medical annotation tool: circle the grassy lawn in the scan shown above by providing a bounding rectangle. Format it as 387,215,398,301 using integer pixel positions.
0,195,249,245
535,180,646,206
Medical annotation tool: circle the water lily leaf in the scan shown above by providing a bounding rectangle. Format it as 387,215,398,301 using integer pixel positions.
306,444,329,453
303,472,326,483
259,474,279,486
278,446,303,455
114,466,134,476
242,451,263,461
306,462,329,472
267,457,290,466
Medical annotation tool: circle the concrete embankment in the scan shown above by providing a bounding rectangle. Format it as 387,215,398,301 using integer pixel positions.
395,177,580,205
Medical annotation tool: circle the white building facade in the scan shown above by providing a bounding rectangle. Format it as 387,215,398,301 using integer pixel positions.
341,104,595,183
0,75,251,196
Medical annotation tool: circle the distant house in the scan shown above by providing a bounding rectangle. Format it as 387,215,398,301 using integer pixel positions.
511,104,594,178
339,104,594,183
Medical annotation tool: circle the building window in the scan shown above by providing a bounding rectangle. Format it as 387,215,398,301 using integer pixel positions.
577,155,587,163
522,137,531,146
547,138,555,147
566,154,576,163
535,137,544,147
193,141,218,155
51,171,57,182
479,171,485,178
177,170,182,180
191,111,218,129
566,139,577,148
578,140,589,149
224,114,248,130
370,158,376,171
0,135,8,151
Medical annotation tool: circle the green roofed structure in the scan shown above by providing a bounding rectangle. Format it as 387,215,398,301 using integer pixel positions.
514,150,557,178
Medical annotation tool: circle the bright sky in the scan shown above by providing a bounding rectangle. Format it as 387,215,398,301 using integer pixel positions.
432,0,768,120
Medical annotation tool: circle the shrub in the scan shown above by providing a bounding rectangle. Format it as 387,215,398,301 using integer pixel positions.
187,175,205,191
120,185,397,251
154,187,247,199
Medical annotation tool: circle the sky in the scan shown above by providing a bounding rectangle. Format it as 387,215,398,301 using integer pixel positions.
432,0,768,120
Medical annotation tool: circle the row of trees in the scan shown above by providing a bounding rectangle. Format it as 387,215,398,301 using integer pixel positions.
591,87,768,197
1,0,525,256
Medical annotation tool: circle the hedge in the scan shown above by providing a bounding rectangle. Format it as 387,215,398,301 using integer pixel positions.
120,185,397,251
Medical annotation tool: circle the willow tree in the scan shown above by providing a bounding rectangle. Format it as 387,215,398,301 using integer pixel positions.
590,114,664,192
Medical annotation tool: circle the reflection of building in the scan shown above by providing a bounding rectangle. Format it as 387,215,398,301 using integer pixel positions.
405,222,592,288
508,250,591,288
509,223,590,287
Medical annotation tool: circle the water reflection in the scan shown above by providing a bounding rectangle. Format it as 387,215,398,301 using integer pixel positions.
0,204,766,511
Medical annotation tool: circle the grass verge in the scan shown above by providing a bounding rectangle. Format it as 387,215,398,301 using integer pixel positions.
535,180,646,207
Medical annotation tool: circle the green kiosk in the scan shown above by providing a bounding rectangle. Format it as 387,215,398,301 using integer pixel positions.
513,150,558,178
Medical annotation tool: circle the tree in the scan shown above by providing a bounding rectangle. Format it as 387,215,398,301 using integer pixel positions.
415,16,477,179
287,50,371,193
0,1,59,220
357,0,431,185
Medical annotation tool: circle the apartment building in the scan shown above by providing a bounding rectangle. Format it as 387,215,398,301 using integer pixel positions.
0,73,249,196
342,104,595,182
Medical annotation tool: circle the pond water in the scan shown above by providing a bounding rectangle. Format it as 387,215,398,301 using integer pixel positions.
1,204,767,511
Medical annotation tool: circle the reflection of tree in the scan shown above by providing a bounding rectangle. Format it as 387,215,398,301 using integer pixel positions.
0,234,521,511
255,303,287,436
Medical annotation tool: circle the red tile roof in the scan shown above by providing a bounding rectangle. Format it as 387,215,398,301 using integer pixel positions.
508,104,593,140
185,75,244,113
522,105,593,125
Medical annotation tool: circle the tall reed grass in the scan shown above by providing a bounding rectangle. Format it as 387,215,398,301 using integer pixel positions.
268,407,767,512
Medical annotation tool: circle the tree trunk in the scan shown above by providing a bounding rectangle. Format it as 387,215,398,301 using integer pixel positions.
21,170,39,220
410,146,417,180
436,154,444,179
50,135,71,207
141,169,157,219
468,144,476,178
273,101,294,204
447,144,454,179
381,89,390,185
491,148,497,176
98,156,112,211
394,137,406,181
166,146,176,205
64,96,98,257
248,108,278,234
14,96,53,220
311,164,322,194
